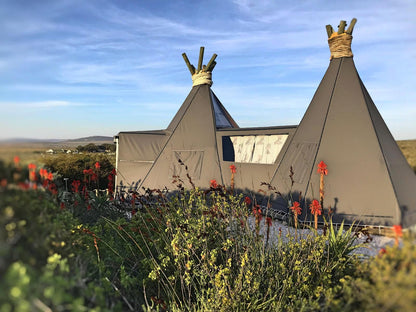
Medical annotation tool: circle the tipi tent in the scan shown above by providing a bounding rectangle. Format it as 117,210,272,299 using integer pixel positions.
270,19,416,227
115,48,296,194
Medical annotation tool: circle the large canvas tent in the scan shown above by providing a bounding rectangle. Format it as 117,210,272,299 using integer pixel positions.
270,19,416,227
115,20,416,228
115,48,295,193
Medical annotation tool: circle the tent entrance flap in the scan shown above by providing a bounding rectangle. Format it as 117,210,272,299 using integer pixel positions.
169,150,205,180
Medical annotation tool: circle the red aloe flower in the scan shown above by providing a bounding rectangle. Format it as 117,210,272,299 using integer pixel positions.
290,201,302,215
91,173,98,182
13,156,20,166
317,161,328,175
393,224,403,246
309,199,322,216
393,225,403,237
210,179,218,188
266,217,272,227
244,196,252,205
94,162,100,170
60,202,65,210
72,180,81,193
111,168,116,175
47,172,53,180
310,199,321,230
230,164,236,174
87,204,92,210
28,163,36,170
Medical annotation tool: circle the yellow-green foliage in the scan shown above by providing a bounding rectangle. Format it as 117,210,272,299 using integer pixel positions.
110,188,362,312
398,139,416,172
339,236,416,312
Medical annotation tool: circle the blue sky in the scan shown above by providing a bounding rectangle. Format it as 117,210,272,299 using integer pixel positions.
1,0,415,140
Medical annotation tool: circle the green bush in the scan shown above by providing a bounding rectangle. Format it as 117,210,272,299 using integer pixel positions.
100,187,363,311
0,189,113,311
41,153,115,189
324,235,416,312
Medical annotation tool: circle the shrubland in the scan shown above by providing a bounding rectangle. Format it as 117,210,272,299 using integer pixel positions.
0,155,415,311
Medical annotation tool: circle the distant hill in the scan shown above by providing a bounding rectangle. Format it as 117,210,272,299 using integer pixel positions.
61,136,113,144
0,136,113,148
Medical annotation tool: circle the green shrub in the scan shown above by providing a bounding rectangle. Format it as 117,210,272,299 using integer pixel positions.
100,187,362,311
325,235,416,312
41,153,115,189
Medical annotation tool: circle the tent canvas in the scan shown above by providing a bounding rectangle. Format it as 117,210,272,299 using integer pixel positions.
270,19,416,227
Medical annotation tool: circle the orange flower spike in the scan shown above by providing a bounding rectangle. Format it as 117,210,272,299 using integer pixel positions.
28,163,36,171
309,199,322,216
310,199,322,230
95,162,100,170
210,179,218,188
317,161,328,175
13,156,20,166
290,201,302,215
229,165,236,174
392,224,403,246
393,225,403,237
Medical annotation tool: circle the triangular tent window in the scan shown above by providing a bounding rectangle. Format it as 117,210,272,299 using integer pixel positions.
210,91,233,128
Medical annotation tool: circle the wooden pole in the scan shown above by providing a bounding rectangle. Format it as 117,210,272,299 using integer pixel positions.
207,61,217,72
338,20,347,34
325,25,334,38
346,18,357,35
182,53,195,75
205,54,217,72
197,47,205,71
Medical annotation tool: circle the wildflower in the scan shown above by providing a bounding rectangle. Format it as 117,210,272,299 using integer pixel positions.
229,164,236,174
39,168,45,179
317,161,328,175
317,161,328,207
290,201,302,215
72,180,81,193
244,196,252,205
94,162,100,170
60,202,65,210
253,206,263,222
393,224,403,246
13,156,20,167
310,199,322,230
379,248,387,256
47,172,53,180
290,201,301,229
87,204,92,210
28,163,36,170
91,173,98,181
393,225,403,237
310,199,322,216
210,179,218,188
0,178,7,188
266,217,272,227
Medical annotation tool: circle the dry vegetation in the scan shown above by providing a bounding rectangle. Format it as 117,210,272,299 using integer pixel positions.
397,140,416,171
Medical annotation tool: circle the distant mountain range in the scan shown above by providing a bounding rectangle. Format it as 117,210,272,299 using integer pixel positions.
0,136,114,146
